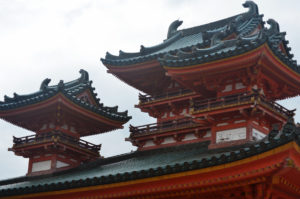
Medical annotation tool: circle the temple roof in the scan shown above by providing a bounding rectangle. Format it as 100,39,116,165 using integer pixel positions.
0,119,299,197
101,1,298,72
0,69,131,133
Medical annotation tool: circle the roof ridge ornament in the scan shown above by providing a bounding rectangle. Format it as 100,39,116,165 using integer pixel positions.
282,117,297,136
242,1,259,16
79,69,89,82
4,95,13,103
104,52,119,60
267,124,280,141
40,78,51,91
167,19,183,39
266,19,280,34
58,80,65,90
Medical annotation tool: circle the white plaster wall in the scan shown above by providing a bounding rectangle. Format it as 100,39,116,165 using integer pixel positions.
49,123,55,129
32,160,51,172
235,82,245,89
161,112,168,119
40,124,47,130
56,161,69,168
252,128,266,141
222,84,232,92
183,133,197,141
216,127,246,143
204,130,211,138
61,124,68,130
180,109,187,115
162,137,176,144
144,140,155,147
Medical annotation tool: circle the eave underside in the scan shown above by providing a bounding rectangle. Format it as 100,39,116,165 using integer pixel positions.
107,61,173,95
0,94,126,136
164,44,300,100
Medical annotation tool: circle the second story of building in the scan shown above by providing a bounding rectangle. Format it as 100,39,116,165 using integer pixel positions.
0,70,131,176
101,1,300,124
101,1,299,151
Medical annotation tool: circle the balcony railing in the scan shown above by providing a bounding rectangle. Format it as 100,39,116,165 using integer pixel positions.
193,92,294,117
139,89,193,104
13,131,101,153
130,118,199,137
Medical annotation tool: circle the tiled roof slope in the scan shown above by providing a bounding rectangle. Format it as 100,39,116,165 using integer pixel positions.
0,118,299,197
101,1,298,73
160,19,299,71
0,69,131,122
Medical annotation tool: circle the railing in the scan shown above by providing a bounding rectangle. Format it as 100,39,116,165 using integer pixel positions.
193,92,252,111
13,131,101,153
130,118,199,137
139,89,193,104
193,92,294,117
259,97,294,117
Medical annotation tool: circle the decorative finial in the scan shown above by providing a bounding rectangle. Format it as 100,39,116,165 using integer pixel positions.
4,95,12,102
268,124,280,141
40,78,51,91
79,69,89,82
105,52,118,60
242,1,259,16
266,19,280,33
282,117,296,135
167,19,183,39
58,80,65,90
140,45,145,55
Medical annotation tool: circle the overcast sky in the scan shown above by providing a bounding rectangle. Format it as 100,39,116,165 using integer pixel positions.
0,0,300,180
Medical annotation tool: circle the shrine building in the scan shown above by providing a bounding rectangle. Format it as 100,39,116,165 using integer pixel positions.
1,1,300,199
0,70,131,176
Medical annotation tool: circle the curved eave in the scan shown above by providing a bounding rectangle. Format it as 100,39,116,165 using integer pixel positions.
101,52,164,67
261,44,300,87
0,92,131,133
163,41,299,73
62,93,130,129
163,42,266,73
105,59,160,72
1,133,300,197
163,42,300,88
100,8,262,68
105,60,171,95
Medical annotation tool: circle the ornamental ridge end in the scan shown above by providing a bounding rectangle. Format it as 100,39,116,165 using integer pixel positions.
167,19,183,39
79,69,89,82
242,1,259,16
266,19,280,34
40,78,51,91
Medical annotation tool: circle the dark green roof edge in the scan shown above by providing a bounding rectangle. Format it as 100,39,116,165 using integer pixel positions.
100,1,266,66
159,20,299,74
100,1,297,75
1,119,299,197
0,69,131,122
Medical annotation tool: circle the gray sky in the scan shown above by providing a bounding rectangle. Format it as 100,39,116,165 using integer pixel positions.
0,0,299,180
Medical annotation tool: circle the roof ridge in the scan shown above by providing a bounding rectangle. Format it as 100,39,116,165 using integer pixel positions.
102,1,260,64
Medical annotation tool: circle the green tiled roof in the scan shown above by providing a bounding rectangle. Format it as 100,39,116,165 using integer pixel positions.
0,118,299,197
0,69,131,123
101,1,297,72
